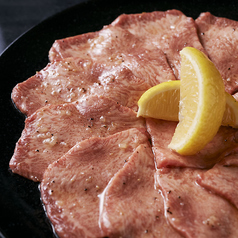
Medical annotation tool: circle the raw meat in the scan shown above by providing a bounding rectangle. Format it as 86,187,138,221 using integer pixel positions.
11,58,152,116
49,24,176,84
196,12,238,95
112,10,207,78
100,144,183,238
197,152,238,209
156,167,238,238
41,128,150,238
146,118,238,169
10,95,146,181
9,9,238,238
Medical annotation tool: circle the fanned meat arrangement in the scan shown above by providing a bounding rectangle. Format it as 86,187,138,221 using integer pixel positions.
10,9,238,238
10,95,146,181
41,128,150,237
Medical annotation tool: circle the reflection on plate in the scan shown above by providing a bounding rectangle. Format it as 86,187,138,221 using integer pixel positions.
0,0,237,237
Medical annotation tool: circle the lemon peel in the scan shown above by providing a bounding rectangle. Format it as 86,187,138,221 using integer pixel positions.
138,80,238,128
137,80,180,121
168,47,226,155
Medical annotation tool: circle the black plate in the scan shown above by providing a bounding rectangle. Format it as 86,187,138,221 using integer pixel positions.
1,0,238,237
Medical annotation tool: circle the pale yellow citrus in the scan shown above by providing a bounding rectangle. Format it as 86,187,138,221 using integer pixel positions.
168,47,226,155
222,93,238,128
137,80,180,121
137,80,238,128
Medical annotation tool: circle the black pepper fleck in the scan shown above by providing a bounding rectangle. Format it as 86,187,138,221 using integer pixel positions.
167,207,172,214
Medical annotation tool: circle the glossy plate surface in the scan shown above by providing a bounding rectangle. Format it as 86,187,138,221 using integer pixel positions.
0,0,237,237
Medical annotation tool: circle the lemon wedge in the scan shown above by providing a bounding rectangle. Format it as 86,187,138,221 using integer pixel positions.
168,47,226,155
137,80,180,121
222,93,238,128
137,80,238,128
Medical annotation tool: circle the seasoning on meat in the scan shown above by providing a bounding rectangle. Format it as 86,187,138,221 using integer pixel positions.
9,9,238,238
10,95,146,181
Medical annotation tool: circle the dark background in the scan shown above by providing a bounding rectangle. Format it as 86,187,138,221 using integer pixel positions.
0,0,86,54
0,0,238,237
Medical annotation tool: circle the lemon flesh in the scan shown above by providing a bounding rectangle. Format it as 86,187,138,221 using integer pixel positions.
222,93,238,128
138,80,238,128
168,47,226,155
137,80,180,121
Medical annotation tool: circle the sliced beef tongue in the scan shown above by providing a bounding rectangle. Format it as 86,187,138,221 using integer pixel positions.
49,23,176,84
197,152,238,210
49,25,144,61
49,10,206,80
12,58,152,117
49,24,176,87
156,167,238,238
111,10,207,79
14,10,206,117
41,128,150,238
146,118,238,169
99,144,183,238
196,12,238,95
10,95,146,182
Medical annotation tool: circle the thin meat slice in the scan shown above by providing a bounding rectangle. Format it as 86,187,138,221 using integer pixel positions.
100,144,183,238
49,31,98,61
41,128,150,238
49,25,140,61
196,12,238,95
12,58,100,116
156,167,238,238
197,152,238,209
12,58,151,116
89,66,150,111
111,10,207,78
49,24,176,85
146,118,238,169
10,95,146,182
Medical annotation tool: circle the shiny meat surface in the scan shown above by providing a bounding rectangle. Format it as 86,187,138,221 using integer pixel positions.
12,58,152,116
41,128,150,238
197,152,238,209
111,10,206,78
9,10,238,238
196,12,238,95
156,168,238,238
146,118,238,169
100,144,183,238
49,24,176,84
10,95,146,181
